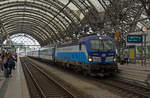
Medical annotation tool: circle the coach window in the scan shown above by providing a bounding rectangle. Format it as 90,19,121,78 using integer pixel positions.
79,43,82,50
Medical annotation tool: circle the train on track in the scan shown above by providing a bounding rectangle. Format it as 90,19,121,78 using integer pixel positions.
27,34,118,76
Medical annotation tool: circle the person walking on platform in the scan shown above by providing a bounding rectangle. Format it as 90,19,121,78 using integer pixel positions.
8,54,14,77
1,52,5,72
124,51,129,64
0,54,3,72
3,53,9,78
15,54,17,62
12,55,16,69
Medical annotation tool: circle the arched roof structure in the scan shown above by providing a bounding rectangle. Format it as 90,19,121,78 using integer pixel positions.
0,0,102,46
0,0,150,46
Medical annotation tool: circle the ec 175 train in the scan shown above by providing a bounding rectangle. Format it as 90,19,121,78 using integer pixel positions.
27,34,118,76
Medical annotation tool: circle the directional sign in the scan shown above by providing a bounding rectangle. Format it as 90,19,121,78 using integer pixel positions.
127,35,143,43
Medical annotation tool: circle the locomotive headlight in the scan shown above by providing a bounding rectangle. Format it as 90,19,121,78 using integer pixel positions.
99,37,102,40
113,58,117,62
88,57,93,62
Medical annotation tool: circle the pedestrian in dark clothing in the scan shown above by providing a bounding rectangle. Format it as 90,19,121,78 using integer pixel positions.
3,55,9,78
1,52,5,61
15,54,17,62
3,56,8,68
1,53,5,71
124,51,129,64
8,54,14,76
0,54,3,71
12,55,16,69
0,59,3,72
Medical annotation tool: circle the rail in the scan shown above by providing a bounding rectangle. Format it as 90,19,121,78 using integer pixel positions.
20,57,75,98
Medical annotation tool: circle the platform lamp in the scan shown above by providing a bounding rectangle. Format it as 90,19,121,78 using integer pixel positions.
141,26,147,65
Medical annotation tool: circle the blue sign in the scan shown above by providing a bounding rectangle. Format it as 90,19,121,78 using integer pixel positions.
127,35,142,43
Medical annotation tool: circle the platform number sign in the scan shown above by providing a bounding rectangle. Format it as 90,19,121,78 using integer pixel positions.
127,35,143,43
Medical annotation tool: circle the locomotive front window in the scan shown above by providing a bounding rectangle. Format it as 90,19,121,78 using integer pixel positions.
90,40,103,51
90,39,114,51
103,40,114,50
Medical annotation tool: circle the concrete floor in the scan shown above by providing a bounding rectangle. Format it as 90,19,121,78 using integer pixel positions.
0,58,30,98
118,63,150,86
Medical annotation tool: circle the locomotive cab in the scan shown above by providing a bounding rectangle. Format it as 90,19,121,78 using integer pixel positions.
89,36,116,63
82,35,118,75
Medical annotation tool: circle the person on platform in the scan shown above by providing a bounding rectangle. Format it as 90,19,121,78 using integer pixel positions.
1,52,5,71
15,54,17,62
12,55,16,69
8,54,14,76
3,53,9,78
0,54,3,72
124,51,129,64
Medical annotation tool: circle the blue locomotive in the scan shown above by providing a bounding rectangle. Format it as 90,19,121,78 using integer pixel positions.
27,35,118,76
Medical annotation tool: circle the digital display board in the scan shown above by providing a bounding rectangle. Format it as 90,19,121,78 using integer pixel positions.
127,35,142,43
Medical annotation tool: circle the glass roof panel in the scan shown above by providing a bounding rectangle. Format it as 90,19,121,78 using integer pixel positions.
68,2,79,10
89,0,104,12
8,33,41,49
57,0,69,5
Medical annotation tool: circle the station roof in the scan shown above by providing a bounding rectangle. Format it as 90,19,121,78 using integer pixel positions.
0,0,149,46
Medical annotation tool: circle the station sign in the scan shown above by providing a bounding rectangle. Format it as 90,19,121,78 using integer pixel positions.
127,35,143,43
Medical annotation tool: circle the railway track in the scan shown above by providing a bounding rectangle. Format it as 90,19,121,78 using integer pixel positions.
20,57,75,98
27,57,150,98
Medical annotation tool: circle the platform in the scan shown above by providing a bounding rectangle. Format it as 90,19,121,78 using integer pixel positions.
118,63,150,86
0,58,30,98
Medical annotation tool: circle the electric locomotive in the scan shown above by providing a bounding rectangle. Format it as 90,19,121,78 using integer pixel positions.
55,35,118,76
